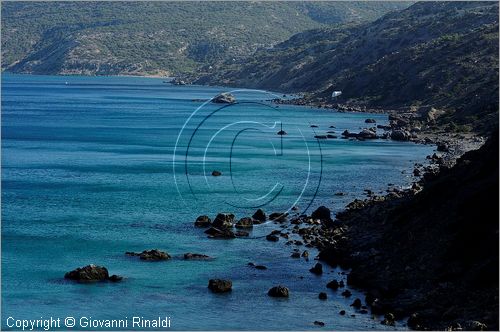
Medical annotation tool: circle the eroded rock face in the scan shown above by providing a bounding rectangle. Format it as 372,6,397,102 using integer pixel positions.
64,264,121,282
268,285,289,297
208,279,232,293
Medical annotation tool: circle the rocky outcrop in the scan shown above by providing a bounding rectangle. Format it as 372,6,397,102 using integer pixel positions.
64,264,122,282
208,279,232,293
390,129,411,141
212,213,235,229
268,285,289,297
212,170,222,176
126,249,171,261
212,92,235,104
311,206,332,223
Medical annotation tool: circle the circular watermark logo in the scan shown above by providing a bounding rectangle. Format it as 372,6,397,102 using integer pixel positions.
173,89,323,215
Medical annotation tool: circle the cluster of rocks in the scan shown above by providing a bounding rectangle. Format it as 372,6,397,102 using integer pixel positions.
66,249,216,283
194,209,291,239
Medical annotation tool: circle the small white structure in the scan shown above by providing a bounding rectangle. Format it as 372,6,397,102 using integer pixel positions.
331,91,342,98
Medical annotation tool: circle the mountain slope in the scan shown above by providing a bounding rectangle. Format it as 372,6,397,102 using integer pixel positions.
1,2,409,76
198,2,499,131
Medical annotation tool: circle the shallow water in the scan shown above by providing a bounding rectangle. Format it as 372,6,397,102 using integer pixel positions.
1,74,433,330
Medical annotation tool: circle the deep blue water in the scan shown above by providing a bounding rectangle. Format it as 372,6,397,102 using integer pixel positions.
1,74,434,330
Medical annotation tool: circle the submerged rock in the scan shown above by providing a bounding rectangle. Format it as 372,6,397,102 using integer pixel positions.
365,118,377,123
208,279,232,293
269,212,288,222
314,321,325,326
266,234,279,242
108,274,123,282
268,285,289,297
205,227,235,239
184,253,212,260
235,230,249,237
212,170,222,176
319,292,328,300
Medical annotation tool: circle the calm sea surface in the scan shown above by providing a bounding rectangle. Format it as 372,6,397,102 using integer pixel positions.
1,74,433,330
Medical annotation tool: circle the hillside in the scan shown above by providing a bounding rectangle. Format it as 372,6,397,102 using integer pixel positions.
198,2,499,132
1,2,409,76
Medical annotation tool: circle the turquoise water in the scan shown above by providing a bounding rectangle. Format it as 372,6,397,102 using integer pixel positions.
1,74,433,330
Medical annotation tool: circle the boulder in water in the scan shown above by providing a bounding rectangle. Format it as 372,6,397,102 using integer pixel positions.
268,285,289,297
212,92,235,104
194,215,211,227
208,279,232,293
64,264,121,282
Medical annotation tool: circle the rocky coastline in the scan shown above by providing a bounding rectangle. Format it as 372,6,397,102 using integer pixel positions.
273,97,487,167
185,108,497,329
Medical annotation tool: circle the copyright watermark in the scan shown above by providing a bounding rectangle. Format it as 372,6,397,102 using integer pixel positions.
5,316,171,330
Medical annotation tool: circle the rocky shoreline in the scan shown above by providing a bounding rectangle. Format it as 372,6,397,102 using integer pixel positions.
272,97,486,168
308,132,498,330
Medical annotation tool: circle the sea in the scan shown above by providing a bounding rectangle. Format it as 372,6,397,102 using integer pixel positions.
1,73,434,330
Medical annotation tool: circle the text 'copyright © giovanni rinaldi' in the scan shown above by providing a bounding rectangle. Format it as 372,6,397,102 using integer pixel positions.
6,316,172,330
